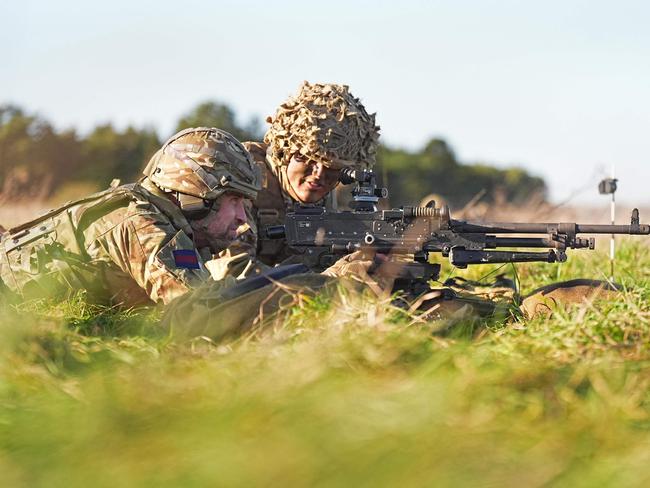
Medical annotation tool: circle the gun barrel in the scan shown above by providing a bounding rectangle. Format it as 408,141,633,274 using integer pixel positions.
454,221,650,235
575,224,650,234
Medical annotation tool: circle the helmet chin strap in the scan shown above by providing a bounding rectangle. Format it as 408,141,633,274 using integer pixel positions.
280,165,305,203
266,152,302,203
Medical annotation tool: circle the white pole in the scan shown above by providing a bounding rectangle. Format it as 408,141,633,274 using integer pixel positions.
610,165,616,281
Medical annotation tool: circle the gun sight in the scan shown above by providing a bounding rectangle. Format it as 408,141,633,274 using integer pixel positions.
339,168,372,185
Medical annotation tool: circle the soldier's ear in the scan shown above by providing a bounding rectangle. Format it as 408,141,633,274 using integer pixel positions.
178,194,212,220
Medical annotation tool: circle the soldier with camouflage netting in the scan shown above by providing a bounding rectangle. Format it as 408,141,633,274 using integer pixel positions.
0,127,262,307
243,81,380,265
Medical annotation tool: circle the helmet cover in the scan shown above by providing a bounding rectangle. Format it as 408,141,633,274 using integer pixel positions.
144,127,261,201
264,82,380,170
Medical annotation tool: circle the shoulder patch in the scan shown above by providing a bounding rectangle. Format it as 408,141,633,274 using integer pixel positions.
173,249,201,269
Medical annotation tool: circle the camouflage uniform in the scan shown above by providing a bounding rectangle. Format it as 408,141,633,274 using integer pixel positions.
244,81,380,266
162,249,515,342
520,279,620,319
0,127,261,307
163,268,339,341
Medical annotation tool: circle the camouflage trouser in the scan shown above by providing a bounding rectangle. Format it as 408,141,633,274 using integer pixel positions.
162,273,338,341
398,286,514,333
520,279,620,319
443,276,621,320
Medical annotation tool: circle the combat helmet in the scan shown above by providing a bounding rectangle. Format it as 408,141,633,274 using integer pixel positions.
143,127,261,217
264,82,380,170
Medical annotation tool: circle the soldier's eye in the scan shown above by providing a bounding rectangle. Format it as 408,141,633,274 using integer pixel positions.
293,154,308,164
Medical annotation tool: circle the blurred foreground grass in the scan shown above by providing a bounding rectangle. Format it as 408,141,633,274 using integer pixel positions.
1,240,650,487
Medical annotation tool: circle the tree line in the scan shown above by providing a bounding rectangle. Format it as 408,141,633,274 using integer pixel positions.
0,102,546,207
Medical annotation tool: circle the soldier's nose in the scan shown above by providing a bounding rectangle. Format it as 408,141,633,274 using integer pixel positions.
235,200,247,223
312,163,325,178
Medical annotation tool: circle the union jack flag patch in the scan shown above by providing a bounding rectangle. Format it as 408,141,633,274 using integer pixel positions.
173,249,201,269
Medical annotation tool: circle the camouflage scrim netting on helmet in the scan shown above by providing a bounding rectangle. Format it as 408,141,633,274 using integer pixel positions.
264,82,380,170
144,127,261,200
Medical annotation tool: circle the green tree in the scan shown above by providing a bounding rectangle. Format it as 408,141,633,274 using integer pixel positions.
0,104,81,200
0,103,546,208
80,124,160,186
375,137,546,208
175,101,262,142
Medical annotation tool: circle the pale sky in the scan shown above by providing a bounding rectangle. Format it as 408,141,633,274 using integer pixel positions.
2,0,650,205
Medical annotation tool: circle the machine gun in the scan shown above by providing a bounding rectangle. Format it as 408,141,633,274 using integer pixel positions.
266,169,650,291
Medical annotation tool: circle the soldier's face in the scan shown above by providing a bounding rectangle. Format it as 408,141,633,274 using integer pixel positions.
286,154,340,203
190,193,248,251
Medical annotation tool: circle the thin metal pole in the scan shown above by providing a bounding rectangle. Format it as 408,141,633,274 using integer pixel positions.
609,165,616,281
610,190,615,281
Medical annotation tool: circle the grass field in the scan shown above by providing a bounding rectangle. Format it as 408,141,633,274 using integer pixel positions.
1,239,650,487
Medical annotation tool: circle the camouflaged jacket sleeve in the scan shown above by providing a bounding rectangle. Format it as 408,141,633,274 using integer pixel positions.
84,206,211,305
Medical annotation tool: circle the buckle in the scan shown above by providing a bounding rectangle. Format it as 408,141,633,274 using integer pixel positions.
257,209,280,225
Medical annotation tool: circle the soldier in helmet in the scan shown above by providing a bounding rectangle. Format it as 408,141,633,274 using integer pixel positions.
243,81,380,265
0,127,261,307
